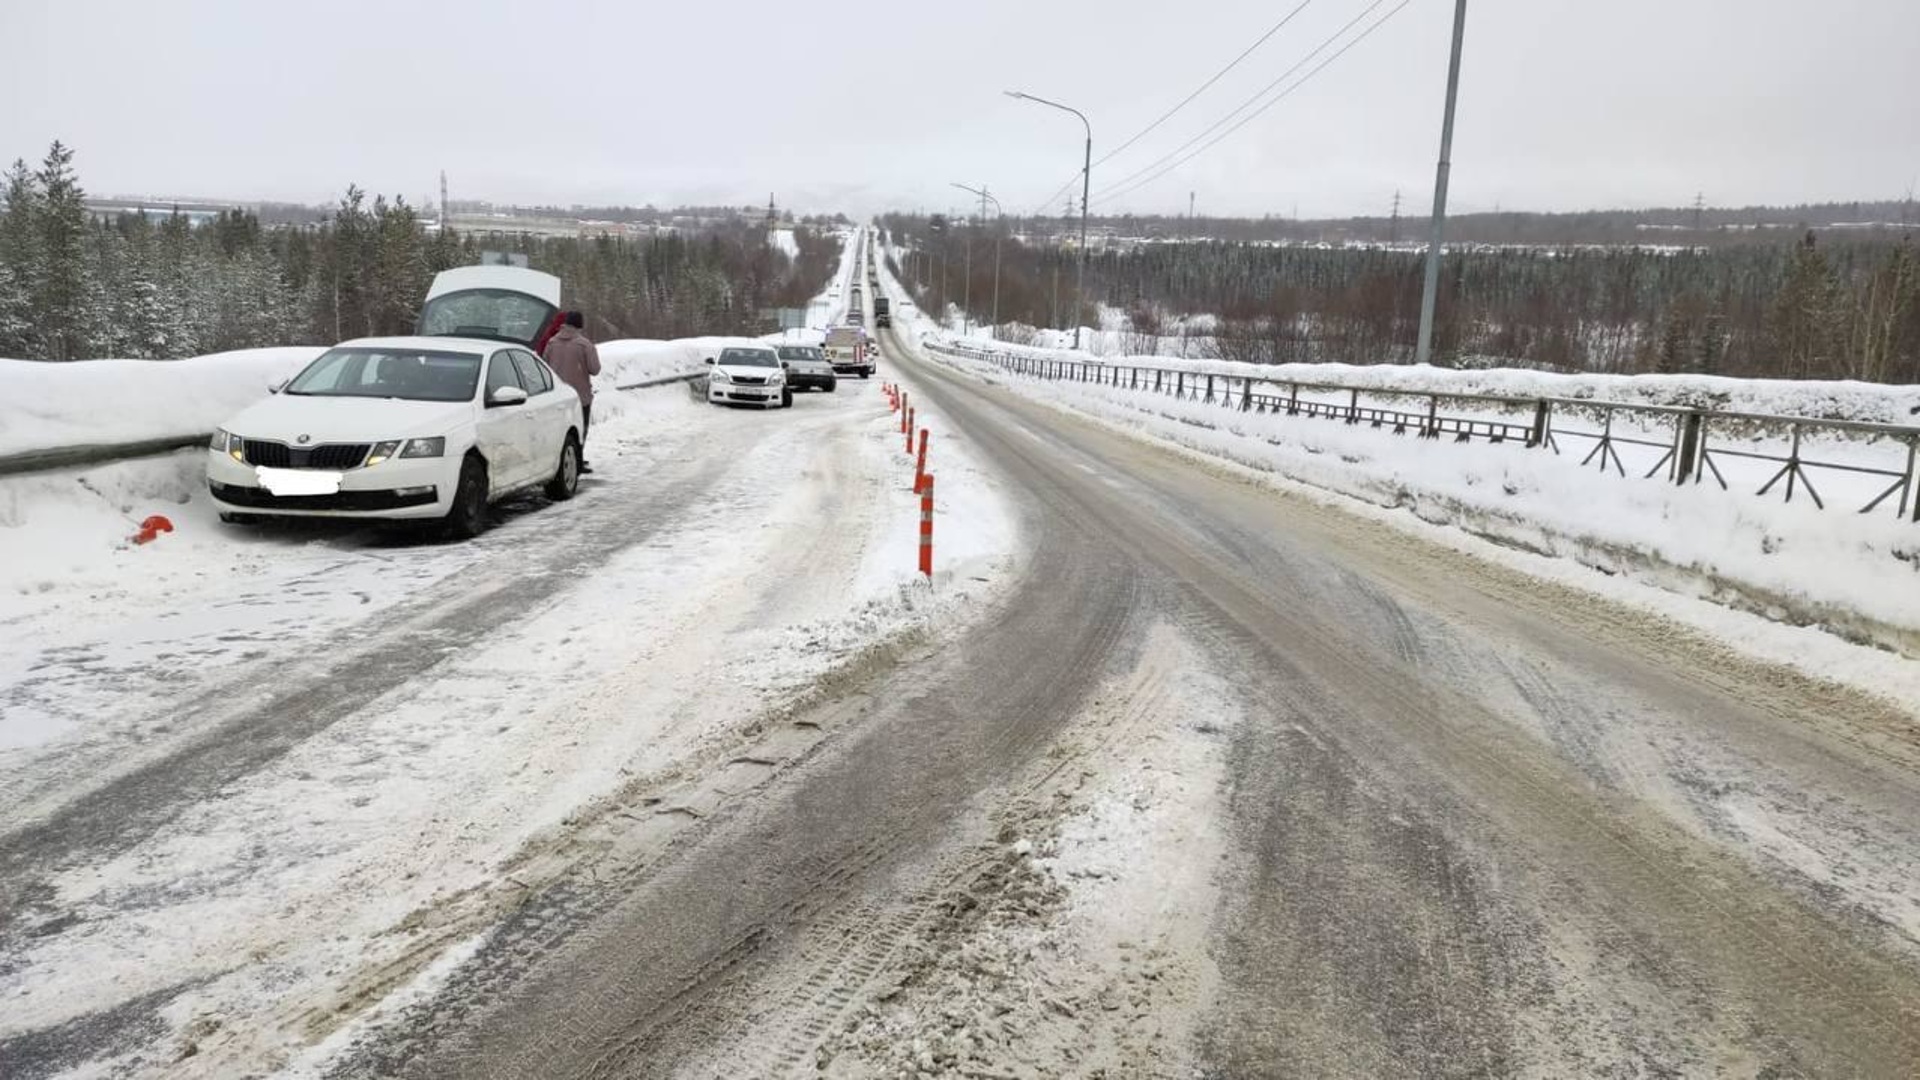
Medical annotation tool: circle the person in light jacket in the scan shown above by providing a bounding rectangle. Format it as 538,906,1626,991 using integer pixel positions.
543,311,602,474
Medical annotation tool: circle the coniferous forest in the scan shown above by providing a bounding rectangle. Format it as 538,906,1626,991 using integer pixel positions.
882,208,1920,382
0,142,843,362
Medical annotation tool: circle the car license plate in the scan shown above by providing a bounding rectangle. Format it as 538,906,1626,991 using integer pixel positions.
256,466,342,496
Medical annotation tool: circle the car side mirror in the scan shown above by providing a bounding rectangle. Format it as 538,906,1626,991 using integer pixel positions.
704,357,716,365
488,385,529,408
781,361,791,369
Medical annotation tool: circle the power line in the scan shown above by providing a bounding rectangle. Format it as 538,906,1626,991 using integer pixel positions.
1023,2,1317,216
1096,0,1316,170
1093,0,1416,209
1091,0,1395,204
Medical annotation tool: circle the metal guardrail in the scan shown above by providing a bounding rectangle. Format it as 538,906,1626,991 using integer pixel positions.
0,371,710,478
613,370,706,392
0,434,213,478
931,341,1920,521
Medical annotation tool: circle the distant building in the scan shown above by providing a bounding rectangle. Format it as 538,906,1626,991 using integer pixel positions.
84,199,237,226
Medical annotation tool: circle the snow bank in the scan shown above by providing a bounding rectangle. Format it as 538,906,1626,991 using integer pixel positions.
598,336,761,388
0,347,328,456
0,335,766,460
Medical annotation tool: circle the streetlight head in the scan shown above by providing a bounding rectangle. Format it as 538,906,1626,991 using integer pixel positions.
1004,90,1027,100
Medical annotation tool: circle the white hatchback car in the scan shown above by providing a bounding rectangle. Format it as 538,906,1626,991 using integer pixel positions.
208,268,585,538
706,346,792,409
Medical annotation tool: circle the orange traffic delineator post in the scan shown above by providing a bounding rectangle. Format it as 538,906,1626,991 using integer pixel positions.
918,472,934,579
914,429,929,493
905,407,915,453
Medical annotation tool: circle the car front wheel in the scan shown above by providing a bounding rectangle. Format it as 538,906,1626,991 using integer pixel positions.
545,436,580,501
443,456,489,539
782,388,794,408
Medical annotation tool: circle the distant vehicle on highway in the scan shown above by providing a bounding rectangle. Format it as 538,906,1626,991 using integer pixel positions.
824,326,874,378
208,267,584,538
874,297,891,328
706,346,793,409
776,345,838,392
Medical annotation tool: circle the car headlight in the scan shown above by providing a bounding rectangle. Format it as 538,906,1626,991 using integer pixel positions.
211,429,244,461
399,437,445,459
364,440,403,467
710,369,730,383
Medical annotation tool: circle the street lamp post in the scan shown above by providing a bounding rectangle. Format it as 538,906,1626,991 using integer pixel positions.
1415,0,1470,368
1006,90,1091,350
952,182,1004,340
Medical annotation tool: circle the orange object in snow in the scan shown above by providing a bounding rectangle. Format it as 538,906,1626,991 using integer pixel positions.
130,514,175,546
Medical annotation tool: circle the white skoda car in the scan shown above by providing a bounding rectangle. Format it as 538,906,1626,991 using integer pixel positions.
207,267,585,538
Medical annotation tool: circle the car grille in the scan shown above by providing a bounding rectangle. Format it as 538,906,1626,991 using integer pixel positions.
242,440,372,470
211,482,436,511
731,375,769,386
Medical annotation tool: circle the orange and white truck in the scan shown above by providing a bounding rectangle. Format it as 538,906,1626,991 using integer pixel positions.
824,326,874,379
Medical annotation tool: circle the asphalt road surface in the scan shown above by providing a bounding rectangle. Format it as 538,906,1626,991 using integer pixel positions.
335,324,1920,1078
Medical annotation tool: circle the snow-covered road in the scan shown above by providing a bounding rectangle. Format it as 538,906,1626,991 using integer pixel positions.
9,233,1920,1078
0,240,1022,1076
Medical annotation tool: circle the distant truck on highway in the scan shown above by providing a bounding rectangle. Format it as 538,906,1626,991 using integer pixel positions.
824,326,875,378
873,297,891,328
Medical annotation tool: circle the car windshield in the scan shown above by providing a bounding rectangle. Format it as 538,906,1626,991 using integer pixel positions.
778,347,823,361
720,349,779,367
417,288,556,347
285,347,482,402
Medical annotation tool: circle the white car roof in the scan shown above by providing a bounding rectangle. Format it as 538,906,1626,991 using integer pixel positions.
331,335,505,356
423,266,562,307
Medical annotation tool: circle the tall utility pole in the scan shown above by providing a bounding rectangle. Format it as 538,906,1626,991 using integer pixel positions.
953,182,1003,339
1188,191,1196,239
1414,0,1469,369
1007,90,1092,349
439,170,449,230
1051,262,1060,333
1692,191,1706,232
1390,190,1402,244
962,209,973,336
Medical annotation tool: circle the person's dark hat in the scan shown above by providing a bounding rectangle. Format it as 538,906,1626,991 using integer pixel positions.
564,311,585,328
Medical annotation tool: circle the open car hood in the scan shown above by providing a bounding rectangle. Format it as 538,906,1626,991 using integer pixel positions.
417,266,563,350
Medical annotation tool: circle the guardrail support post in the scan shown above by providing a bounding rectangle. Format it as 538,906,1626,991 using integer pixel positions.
1527,400,1551,448
1288,384,1300,416
1242,379,1253,411
1155,369,1163,393
1674,411,1703,485
1347,388,1360,424
1205,374,1215,403
1177,371,1185,398
1422,396,1439,439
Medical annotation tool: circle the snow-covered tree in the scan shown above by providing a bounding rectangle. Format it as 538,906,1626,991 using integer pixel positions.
34,141,90,360
0,158,43,358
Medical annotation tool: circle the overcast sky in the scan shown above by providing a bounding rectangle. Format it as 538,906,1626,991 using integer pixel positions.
4,0,1917,220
